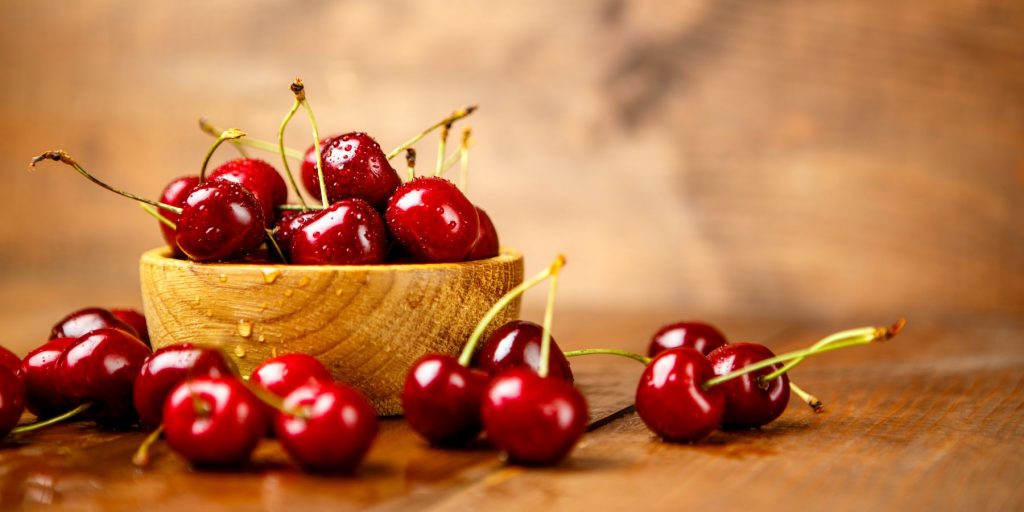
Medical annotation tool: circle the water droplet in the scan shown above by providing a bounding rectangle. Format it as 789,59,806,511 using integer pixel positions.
193,296,202,305
298,277,310,287
257,335,265,343
205,310,213,317
234,345,247,358
237,319,253,338
261,268,281,284
259,302,268,310
219,274,228,283
335,288,344,296
284,289,294,297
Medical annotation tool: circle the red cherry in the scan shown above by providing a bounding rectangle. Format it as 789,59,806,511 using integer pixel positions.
208,158,288,227
464,207,500,261
481,369,588,466
0,346,23,380
250,354,333,399
157,176,200,253
385,177,480,263
133,344,236,427
474,320,573,383
707,342,790,429
635,347,725,442
290,199,388,265
50,307,139,340
401,354,490,446
648,321,728,358
163,376,265,467
0,364,25,437
301,133,401,209
274,381,378,473
175,180,266,262
21,337,77,418
110,308,149,347
272,210,318,261
57,328,151,427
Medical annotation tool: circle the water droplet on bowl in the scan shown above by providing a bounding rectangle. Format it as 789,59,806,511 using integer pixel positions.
234,345,246,358
298,277,310,287
237,319,253,337
219,274,228,283
284,289,294,297
261,268,282,284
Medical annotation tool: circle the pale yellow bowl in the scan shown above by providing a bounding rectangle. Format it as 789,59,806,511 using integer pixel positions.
138,247,524,415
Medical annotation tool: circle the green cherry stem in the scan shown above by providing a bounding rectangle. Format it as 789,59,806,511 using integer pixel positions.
200,118,304,160
386,105,478,160
199,128,246,182
30,151,182,214
296,81,328,210
11,402,92,435
789,382,824,412
563,348,651,365
763,320,905,381
433,123,452,177
139,202,177,229
239,377,309,420
277,203,325,212
457,254,566,367
458,127,472,193
537,256,566,378
132,424,165,467
198,118,250,158
277,80,310,211
405,148,417,181
265,228,287,262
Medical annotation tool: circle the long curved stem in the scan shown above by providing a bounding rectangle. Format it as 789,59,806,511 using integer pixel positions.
201,118,304,160
11,403,91,435
30,152,181,214
789,382,824,412
564,348,651,365
132,424,165,467
763,320,904,381
386,105,478,160
277,96,309,211
139,202,176,229
537,258,565,378
199,128,246,182
298,94,328,210
433,123,451,177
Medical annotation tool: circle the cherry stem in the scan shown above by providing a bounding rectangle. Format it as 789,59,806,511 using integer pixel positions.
405,148,417,181
277,86,310,210
139,202,176,229
458,128,472,193
30,151,182,214
239,378,309,420
265,228,287,263
199,118,250,158
11,402,92,435
563,348,651,365
278,203,324,211
199,128,246,182
296,82,328,210
537,257,566,379
200,118,304,160
763,319,905,381
789,382,824,413
132,424,165,467
434,123,452,177
702,319,905,389
457,254,567,367
386,105,478,160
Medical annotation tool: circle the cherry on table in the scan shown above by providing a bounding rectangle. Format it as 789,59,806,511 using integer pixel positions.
401,354,490,446
635,347,725,442
209,158,288,227
250,353,333,399
163,376,265,467
0,364,25,437
272,210,318,261
110,308,149,347
50,307,139,341
648,321,728,358
707,342,790,429
464,206,500,261
274,381,378,473
385,177,480,263
301,133,401,209
0,346,23,380
21,337,77,418
133,344,237,427
474,320,573,383
290,199,388,265
157,175,200,253
175,180,266,262
57,328,152,427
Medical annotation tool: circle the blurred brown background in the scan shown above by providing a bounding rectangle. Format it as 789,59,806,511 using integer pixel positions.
1,0,1022,353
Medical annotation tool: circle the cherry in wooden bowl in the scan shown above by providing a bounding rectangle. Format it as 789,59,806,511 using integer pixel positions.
138,247,524,415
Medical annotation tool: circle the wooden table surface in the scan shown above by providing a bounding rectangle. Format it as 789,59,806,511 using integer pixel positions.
0,310,1021,511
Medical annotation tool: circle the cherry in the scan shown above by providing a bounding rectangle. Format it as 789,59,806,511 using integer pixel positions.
0,346,23,380
175,180,266,262
301,133,401,209
474,320,573,383
163,376,265,467
208,158,288,227
157,175,200,253
272,210,318,261
464,207,499,261
274,381,378,473
0,364,25,437
635,347,725,442
290,199,388,265
57,328,151,427
50,307,139,340
133,344,237,427
401,354,490,446
385,177,480,263
110,308,149,347
21,337,76,418
648,321,728,358
481,368,587,466
707,342,790,429
250,353,333,422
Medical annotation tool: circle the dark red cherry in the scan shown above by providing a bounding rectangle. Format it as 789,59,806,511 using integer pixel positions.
290,199,388,265
21,337,76,418
57,328,151,427
707,342,790,429
209,158,287,227
385,177,480,263
110,308,149,347
635,347,725,442
250,354,333,400
481,368,588,466
272,210,318,261
274,381,378,473
157,175,200,253
50,307,139,340
464,207,500,261
0,364,25,437
648,321,728,358
133,344,237,427
0,346,23,380
175,180,266,262
474,320,573,383
401,354,489,446
163,376,265,467
301,133,401,208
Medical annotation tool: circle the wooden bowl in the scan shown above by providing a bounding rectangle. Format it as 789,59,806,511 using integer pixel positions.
138,247,524,415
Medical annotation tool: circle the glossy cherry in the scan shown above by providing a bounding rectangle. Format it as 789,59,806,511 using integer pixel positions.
385,177,480,263
50,307,138,340
272,210,318,261
0,346,23,380
648,321,728,358
157,175,200,252
290,199,388,265
707,342,790,429
301,133,402,209
274,381,378,473
0,364,25,437
481,368,587,466
401,354,490,446
208,158,288,227
110,308,149,347
163,376,265,467
133,344,237,427
635,347,725,442
175,180,266,262
21,337,76,418
474,320,573,383
464,207,500,261
250,353,333,401
57,328,151,427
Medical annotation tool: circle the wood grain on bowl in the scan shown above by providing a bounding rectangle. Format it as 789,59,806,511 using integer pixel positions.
139,248,524,415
